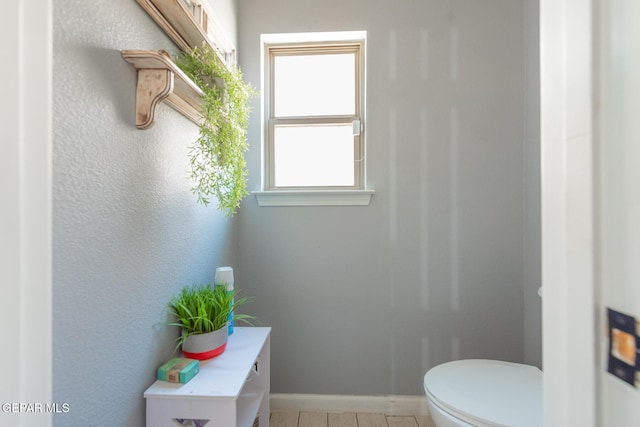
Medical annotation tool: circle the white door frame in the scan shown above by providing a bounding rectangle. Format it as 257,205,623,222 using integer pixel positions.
540,0,597,426
0,1,53,425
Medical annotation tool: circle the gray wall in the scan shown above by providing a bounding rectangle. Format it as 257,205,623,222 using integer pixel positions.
236,0,541,395
52,0,238,425
523,0,542,368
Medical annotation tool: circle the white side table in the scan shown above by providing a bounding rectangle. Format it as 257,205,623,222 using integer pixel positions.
145,327,271,427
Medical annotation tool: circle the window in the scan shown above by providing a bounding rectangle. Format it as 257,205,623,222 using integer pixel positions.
255,32,373,206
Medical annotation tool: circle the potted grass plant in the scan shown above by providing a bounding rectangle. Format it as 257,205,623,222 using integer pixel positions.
174,44,256,217
168,284,254,360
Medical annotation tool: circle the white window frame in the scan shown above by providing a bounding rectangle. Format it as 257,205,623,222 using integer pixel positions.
254,32,373,207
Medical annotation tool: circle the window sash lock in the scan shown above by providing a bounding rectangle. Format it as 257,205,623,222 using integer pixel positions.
352,118,362,136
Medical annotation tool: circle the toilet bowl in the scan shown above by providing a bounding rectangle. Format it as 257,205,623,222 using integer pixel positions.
423,359,542,427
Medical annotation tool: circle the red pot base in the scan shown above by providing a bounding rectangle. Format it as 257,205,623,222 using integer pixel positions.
183,342,227,360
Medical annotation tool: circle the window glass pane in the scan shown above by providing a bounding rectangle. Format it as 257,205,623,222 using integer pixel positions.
274,124,354,187
274,53,355,117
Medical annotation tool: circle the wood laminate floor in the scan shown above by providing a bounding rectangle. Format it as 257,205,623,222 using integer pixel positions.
270,411,436,427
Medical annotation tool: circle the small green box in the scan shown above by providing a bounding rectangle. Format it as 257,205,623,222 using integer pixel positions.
157,358,199,384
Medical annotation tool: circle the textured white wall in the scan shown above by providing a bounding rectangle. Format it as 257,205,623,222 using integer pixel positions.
237,0,540,395
52,1,238,425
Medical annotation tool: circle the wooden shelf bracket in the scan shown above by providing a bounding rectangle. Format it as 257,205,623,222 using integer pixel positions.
122,50,204,129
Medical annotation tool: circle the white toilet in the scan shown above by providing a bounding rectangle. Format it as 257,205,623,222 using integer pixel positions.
423,359,542,427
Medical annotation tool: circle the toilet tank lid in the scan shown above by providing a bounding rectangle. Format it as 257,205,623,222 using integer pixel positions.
424,359,542,427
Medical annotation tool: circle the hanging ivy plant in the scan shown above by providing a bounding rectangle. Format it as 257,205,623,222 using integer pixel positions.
174,44,256,217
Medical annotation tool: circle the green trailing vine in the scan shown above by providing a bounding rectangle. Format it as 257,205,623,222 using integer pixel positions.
175,44,256,217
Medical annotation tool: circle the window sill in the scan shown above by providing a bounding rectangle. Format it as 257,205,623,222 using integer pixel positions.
252,190,374,207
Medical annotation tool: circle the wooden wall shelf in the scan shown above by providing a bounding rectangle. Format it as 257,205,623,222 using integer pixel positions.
136,0,234,68
121,50,204,129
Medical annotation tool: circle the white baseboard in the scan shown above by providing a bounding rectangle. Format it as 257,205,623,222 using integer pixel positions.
269,393,429,416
